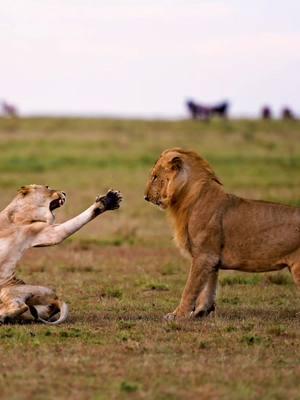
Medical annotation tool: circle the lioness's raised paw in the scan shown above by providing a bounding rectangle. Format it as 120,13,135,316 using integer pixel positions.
95,190,122,214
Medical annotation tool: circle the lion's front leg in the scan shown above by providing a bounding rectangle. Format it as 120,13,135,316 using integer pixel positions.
164,255,218,321
191,269,218,318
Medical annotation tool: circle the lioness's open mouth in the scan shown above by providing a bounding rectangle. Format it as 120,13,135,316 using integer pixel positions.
49,193,66,212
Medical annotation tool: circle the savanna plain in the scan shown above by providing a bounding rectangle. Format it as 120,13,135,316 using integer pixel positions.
0,118,299,400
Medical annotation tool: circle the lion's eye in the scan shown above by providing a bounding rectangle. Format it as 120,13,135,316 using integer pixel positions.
152,175,157,182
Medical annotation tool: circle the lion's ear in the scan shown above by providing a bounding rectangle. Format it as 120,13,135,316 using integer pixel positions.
18,186,31,196
170,156,182,171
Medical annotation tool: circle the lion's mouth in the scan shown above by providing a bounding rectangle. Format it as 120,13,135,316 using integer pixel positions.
146,197,167,209
49,193,66,212
157,201,167,209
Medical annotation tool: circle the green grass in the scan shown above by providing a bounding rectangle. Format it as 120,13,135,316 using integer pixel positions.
0,117,300,400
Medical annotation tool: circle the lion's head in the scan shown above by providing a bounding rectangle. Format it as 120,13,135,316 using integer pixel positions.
9,185,66,224
144,148,221,210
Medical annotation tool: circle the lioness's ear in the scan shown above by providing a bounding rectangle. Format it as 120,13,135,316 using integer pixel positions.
18,186,30,196
170,156,182,171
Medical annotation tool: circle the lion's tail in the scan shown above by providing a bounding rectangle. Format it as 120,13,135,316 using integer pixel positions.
38,301,69,325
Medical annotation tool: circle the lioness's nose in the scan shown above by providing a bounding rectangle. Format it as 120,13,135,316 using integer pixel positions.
144,195,149,202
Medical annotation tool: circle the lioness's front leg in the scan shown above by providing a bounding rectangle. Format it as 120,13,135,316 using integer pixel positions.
164,254,218,321
32,190,122,247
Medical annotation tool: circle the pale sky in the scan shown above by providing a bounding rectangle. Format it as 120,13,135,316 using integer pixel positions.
1,0,300,118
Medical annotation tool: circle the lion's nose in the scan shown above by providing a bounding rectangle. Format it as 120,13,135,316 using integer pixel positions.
144,195,149,202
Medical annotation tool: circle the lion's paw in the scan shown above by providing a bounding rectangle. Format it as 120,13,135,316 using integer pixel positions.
163,310,191,321
191,303,216,319
163,312,177,321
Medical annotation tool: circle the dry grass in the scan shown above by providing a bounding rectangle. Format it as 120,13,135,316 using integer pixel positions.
0,117,299,399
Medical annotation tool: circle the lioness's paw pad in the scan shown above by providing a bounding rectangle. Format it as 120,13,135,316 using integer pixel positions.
96,190,122,211
105,189,123,209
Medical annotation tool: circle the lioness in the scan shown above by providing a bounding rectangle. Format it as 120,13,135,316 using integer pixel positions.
0,185,122,324
145,148,300,320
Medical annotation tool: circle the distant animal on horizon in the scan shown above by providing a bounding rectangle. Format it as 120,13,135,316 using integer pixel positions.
186,100,229,120
211,102,228,116
145,148,300,321
281,107,296,120
1,101,18,117
261,106,272,119
0,185,122,325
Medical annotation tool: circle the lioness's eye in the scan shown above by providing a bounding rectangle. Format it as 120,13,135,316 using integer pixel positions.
152,175,157,182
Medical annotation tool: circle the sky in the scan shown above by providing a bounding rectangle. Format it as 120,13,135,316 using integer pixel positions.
1,0,300,118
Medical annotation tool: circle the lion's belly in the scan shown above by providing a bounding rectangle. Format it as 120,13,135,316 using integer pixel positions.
221,205,300,271
220,232,297,272
220,252,287,272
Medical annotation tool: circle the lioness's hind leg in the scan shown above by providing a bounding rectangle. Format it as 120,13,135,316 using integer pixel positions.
23,285,58,306
0,287,30,322
22,286,68,324
22,285,61,321
0,285,58,323
27,304,60,321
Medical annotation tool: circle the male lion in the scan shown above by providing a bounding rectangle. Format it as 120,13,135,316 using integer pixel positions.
0,185,122,324
145,148,300,320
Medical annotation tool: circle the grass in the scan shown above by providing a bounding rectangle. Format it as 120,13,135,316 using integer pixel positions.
0,117,300,399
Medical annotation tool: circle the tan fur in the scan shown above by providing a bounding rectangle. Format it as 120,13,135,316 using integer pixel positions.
0,185,122,324
145,148,300,320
